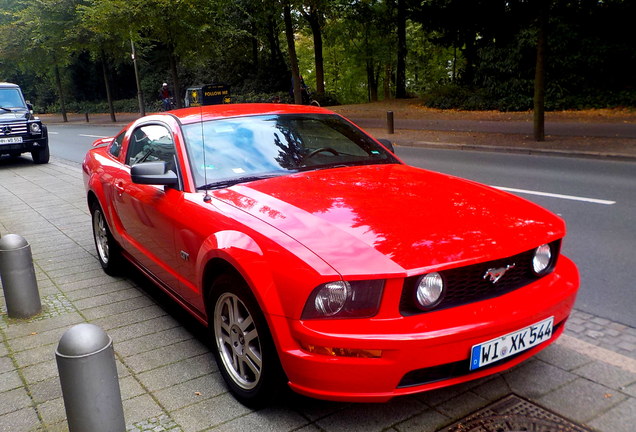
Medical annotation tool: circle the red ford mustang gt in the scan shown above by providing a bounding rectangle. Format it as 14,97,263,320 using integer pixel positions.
82,104,579,407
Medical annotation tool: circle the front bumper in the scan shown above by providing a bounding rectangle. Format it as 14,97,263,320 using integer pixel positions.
0,122,47,155
274,255,579,402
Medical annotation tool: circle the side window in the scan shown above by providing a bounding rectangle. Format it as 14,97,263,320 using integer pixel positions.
109,132,125,158
125,124,177,171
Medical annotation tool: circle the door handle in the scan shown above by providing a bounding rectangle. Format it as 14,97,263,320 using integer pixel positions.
114,182,125,195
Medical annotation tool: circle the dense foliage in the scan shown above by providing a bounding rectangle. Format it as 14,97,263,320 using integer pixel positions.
0,0,633,113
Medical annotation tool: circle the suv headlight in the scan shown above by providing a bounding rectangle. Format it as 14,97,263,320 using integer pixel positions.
30,122,42,134
302,280,384,319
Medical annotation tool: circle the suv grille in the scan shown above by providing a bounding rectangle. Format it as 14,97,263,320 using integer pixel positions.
400,240,561,316
0,122,28,136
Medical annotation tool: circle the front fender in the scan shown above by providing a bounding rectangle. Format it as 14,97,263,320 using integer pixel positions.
196,230,285,318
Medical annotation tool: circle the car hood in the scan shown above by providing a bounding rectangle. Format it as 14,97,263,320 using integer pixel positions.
212,164,565,276
0,109,29,121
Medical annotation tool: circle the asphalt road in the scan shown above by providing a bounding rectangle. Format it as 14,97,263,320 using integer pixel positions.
47,124,635,328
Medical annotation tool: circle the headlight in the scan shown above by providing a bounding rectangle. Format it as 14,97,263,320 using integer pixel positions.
415,272,445,309
30,122,42,134
302,280,384,319
532,244,553,274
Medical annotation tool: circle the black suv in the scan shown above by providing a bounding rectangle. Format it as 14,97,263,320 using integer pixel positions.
0,82,49,164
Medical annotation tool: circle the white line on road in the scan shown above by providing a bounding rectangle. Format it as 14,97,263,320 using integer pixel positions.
492,185,616,205
79,134,108,138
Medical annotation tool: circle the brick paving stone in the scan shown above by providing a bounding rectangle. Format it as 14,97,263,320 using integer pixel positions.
537,377,627,424
435,392,489,419
136,354,216,392
29,376,62,404
210,407,310,432
108,315,181,343
82,296,156,321
124,339,209,374
573,360,636,389
153,373,227,411
122,394,165,426
314,396,426,432
0,370,23,392
170,393,251,432
36,397,66,427
0,387,32,416
588,397,636,432
536,343,592,371
120,375,147,401
503,359,577,399
116,326,194,358
394,408,452,432
0,406,40,432
74,287,143,311
13,342,57,368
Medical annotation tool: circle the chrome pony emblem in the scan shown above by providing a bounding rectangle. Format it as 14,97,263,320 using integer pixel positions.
483,264,516,283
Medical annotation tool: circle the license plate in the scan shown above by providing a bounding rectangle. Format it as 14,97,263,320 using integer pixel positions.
0,136,23,144
470,316,554,370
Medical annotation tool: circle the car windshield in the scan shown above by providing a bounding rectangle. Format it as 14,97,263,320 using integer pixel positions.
182,114,399,189
0,88,26,110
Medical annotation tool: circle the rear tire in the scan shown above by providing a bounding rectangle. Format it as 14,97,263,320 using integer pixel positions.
208,273,286,408
90,201,124,275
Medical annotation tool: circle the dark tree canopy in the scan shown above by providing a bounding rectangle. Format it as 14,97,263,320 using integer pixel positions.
0,0,633,113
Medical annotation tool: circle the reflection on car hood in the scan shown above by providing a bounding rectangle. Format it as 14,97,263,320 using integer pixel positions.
0,109,29,121
212,164,565,276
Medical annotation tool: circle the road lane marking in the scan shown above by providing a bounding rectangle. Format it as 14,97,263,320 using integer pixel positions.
492,186,616,205
79,134,108,138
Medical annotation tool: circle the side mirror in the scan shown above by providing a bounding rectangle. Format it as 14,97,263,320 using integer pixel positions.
377,138,395,153
131,161,178,186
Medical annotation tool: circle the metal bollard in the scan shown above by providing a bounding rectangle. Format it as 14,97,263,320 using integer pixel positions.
387,111,394,134
56,324,126,432
0,234,41,318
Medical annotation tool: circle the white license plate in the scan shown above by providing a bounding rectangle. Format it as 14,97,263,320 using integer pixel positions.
0,136,23,144
470,316,554,370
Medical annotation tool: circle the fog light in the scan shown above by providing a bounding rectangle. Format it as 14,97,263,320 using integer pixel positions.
300,342,382,358
533,244,552,274
415,272,445,309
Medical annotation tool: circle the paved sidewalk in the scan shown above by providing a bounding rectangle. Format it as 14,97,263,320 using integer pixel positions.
1,157,635,432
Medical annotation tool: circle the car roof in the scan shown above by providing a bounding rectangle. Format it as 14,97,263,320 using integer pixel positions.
0,82,20,89
172,103,336,125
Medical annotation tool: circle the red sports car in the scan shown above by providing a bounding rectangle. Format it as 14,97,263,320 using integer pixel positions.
82,104,579,407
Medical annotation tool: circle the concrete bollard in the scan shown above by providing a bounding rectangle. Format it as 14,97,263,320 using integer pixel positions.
56,323,126,432
0,234,41,318
387,111,394,134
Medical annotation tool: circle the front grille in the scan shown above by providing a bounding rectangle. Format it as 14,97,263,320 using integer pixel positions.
400,240,561,316
0,122,28,136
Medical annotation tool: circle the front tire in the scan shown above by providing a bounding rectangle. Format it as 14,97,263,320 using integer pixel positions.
90,201,123,275
31,144,49,164
208,273,285,408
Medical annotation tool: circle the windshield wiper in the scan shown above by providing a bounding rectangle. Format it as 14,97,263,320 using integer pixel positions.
198,173,283,190
0,107,12,112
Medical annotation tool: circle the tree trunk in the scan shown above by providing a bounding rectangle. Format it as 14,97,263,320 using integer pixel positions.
284,3,303,105
53,62,67,123
101,50,116,122
130,39,145,116
384,63,393,100
168,50,182,109
533,2,547,142
395,0,407,98
304,8,325,98
367,60,378,102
